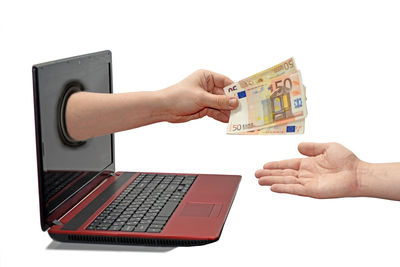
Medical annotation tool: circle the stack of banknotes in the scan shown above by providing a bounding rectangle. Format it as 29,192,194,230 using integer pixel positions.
223,58,307,135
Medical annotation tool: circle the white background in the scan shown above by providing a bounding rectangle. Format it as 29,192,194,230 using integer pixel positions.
1,0,400,266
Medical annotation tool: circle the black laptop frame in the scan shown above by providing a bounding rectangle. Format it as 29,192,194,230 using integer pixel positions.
32,51,116,231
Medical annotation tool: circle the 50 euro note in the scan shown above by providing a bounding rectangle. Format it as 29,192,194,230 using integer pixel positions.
241,85,307,135
223,58,307,134
238,119,305,135
237,58,297,89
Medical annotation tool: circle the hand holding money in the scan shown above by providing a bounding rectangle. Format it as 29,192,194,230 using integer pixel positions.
66,69,239,140
159,69,238,123
223,58,307,135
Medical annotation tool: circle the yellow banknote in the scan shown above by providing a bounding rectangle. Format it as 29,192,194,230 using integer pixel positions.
238,119,305,135
224,62,307,134
238,58,297,90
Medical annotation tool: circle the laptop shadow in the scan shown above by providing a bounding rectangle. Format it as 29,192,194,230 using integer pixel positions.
47,241,176,252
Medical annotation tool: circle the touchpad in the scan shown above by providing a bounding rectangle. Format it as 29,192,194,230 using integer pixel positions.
180,203,215,217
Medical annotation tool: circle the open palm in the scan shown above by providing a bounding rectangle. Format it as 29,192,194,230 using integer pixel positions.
255,142,362,198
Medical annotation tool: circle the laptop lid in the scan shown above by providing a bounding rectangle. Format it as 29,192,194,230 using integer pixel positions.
32,51,115,231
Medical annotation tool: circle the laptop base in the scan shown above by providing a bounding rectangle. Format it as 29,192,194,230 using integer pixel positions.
50,233,217,247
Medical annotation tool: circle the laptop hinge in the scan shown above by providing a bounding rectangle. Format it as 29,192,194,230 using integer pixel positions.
52,219,63,226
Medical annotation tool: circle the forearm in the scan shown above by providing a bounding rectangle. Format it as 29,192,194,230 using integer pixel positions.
65,91,168,141
357,161,400,200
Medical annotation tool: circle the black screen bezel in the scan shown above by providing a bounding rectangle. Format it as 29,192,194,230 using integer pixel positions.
32,51,115,231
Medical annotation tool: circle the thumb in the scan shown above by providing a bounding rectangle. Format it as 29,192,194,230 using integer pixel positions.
298,142,329,157
201,92,238,110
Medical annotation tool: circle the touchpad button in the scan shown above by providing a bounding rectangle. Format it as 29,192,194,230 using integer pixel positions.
180,203,215,217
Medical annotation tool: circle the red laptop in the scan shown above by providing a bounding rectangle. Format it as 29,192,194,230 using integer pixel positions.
32,51,241,247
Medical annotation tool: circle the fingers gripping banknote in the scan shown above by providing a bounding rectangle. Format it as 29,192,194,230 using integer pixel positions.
223,58,307,135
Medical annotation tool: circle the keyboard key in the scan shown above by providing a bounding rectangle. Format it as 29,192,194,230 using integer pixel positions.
126,221,139,226
148,209,161,213
135,224,150,232
158,201,180,217
129,217,142,222
123,210,135,217
156,184,168,189
149,224,164,229
170,196,182,202
146,228,162,233
166,184,178,192
153,220,167,225
106,215,118,220
155,216,170,221
140,219,153,224
137,183,147,188
181,178,195,185
135,210,147,214
121,225,135,232
109,225,122,231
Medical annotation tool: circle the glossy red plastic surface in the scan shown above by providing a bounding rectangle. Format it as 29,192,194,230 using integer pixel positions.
48,172,241,242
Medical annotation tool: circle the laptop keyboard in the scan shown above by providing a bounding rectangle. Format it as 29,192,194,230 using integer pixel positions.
87,173,197,233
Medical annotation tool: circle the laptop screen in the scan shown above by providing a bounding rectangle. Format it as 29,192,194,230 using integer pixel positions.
33,51,115,231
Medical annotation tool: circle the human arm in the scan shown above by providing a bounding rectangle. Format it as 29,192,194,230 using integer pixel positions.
65,69,238,141
255,142,400,201
357,161,400,200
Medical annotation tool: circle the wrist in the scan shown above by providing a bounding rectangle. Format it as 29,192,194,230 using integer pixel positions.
356,161,375,197
356,161,400,200
145,90,171,123
156,86,178,123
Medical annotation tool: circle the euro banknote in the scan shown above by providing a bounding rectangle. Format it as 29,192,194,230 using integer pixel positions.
238,119,305,135
253,85,307,135
224,58,307,134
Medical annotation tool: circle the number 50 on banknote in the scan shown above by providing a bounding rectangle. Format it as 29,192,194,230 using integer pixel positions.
223,58,307,134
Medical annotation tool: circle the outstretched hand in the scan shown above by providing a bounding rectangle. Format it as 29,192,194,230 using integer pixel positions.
160,69,239,123
255,142,362,198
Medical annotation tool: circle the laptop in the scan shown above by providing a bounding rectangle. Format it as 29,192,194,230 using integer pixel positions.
32,50,241,247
